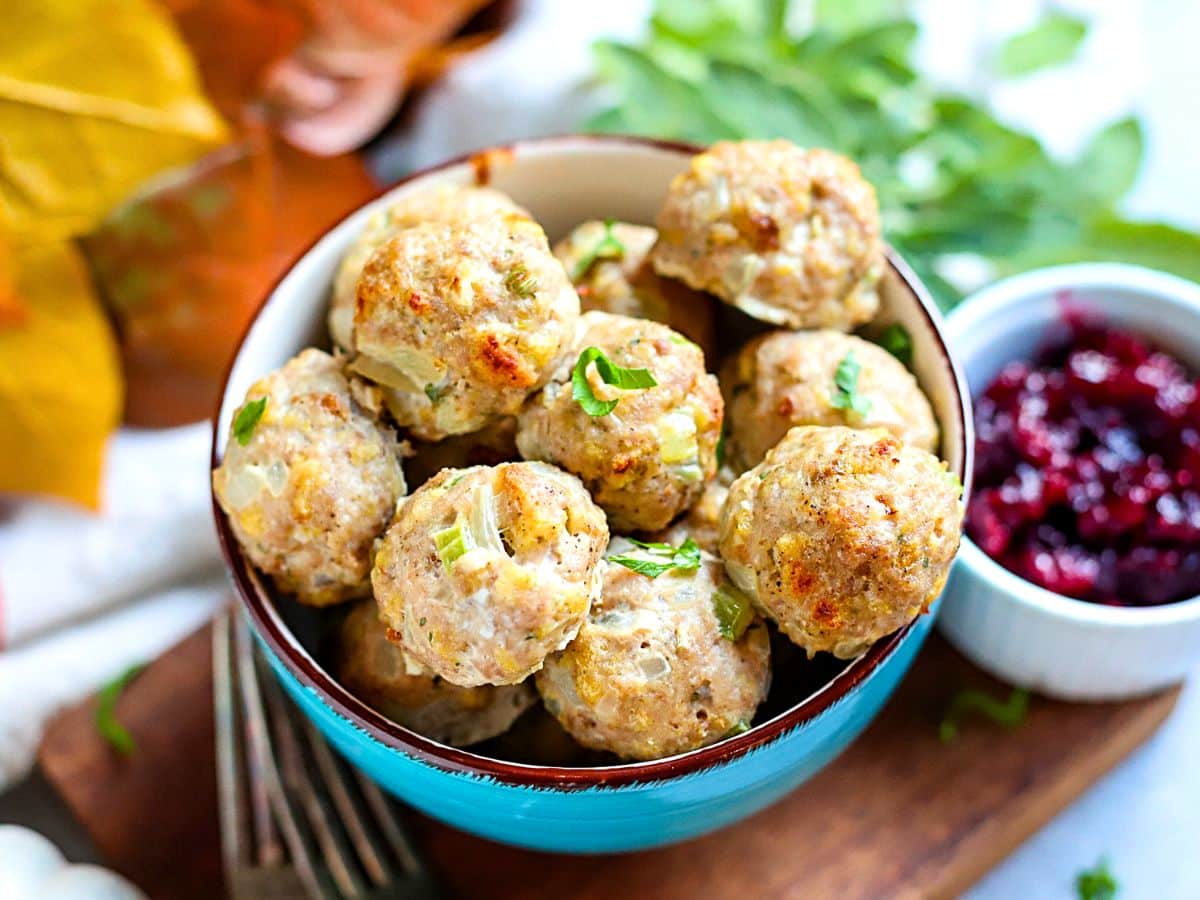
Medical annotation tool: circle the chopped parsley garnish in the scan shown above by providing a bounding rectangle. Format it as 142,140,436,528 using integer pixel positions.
95,663,146,756
939,686,1030,743
571,219,626,280
232,397,267,446
878,323,914,367
505,263,538,297
608,536,701,578
712,581,754,641
424,381,446,403
1076,857,1118,900
572,346,658,416
830,351,872,417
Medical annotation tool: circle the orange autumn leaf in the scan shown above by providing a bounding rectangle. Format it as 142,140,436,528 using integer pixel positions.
83,129,378,427
0,234,24,328
0,0,229,243
0,241,122,509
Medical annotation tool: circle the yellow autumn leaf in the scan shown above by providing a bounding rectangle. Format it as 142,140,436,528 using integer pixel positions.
0,240,123,508
0,0,229,243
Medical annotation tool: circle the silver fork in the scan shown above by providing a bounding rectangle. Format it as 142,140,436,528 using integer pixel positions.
213,606,441,900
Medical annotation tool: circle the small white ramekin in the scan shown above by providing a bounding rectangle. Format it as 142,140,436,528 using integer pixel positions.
938,263,1200,701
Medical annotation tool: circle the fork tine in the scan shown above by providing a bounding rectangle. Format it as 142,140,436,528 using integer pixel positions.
299,720,392,887
213,608,249,875
232,611,284,868
262,668,367,899
353,771,426,878
234,613,336,899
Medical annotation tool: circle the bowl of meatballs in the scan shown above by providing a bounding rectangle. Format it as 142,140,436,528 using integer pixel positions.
212,135,971,853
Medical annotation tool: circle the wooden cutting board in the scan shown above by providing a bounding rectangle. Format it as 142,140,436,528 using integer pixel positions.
38,621,1178,900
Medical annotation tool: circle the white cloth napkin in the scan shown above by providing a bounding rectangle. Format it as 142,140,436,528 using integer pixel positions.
0,425,226,788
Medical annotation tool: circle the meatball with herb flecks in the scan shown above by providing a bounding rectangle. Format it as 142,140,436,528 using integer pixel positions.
719,426,963,659
213,349,406,606
372,461,608,687
334,600,535,746
329,185,528,350
351,214,579,440
536,538,770,761
723,330,937,470
553,220,717,360
652,140,884,330
515,311,723,533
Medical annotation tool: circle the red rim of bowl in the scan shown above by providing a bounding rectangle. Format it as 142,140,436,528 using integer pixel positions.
210,133,973,789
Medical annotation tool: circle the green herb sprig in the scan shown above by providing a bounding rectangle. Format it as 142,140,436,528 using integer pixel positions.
1076,856,1118,900
95,663,146,756
712,581,754,641
608,536,701,578
572,346,658,416
586,1,1200,309
830,351,872,416
571,219,626,280
232,397,267,446
939,686,1030,743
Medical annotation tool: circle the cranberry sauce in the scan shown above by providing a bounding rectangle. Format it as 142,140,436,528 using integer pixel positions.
967,313,1200,606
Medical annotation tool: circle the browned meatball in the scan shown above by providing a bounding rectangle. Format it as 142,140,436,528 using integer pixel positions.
334,600,534,746
652,140,884,330
351,214,579,440
723,330,938,469
515,311,723,532
553,220,717,360
213,349,406,606
719,426,963,658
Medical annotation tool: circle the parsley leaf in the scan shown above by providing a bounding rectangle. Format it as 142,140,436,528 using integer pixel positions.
95,663,146,756
996,12,1087,78
586,1,1200,309
878,323,913,367
830,351,872,416
572,346,658,416
232,397,267,446
571,219,626,280
608,536,702,578
1076,857,1118,900
939,686,1030,743
712,581,754,641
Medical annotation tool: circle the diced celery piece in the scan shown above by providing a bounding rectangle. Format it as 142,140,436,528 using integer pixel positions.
433,521,473,568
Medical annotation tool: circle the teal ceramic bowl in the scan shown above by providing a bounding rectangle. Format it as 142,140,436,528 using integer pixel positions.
212,135,972,854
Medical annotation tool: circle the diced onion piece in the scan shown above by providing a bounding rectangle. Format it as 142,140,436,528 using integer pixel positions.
659,409,699,465
712,581,754,641
638,653,672,679
222,464,270,508
468,482,510,557
347,355,420,392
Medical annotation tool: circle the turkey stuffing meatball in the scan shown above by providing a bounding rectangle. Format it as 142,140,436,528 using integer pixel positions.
515,311,723,533
723,330,938,469
329,184,528,350
372,462,608,687
334,600,535,746
553,220,717,360
652,140,884,330
652,465,735,555
536,539,770,760
719,426,963,659
213,349,406,606
351,213,579,440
